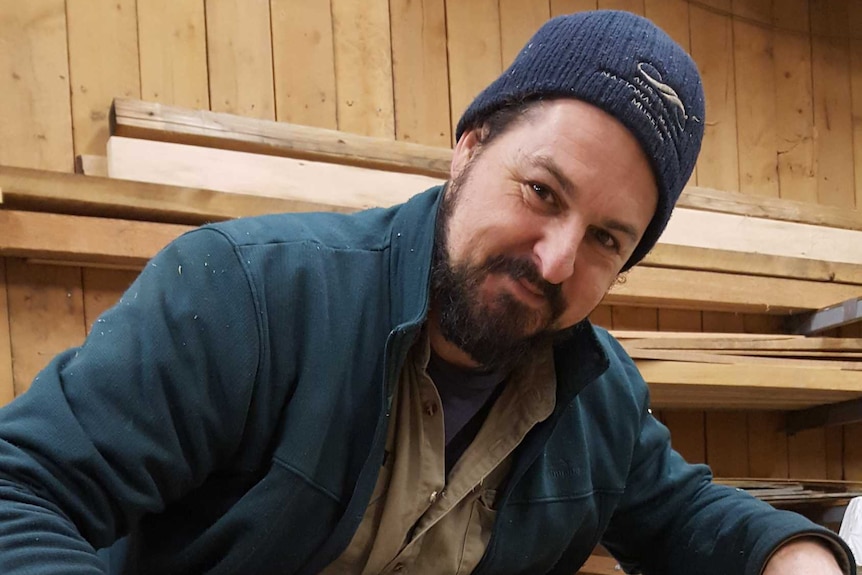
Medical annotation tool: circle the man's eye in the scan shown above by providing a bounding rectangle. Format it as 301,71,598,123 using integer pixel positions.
530,182,555,204
593,228,619,251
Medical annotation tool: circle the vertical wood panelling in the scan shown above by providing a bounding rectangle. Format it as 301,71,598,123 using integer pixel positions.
846,423,862,480
657,309,702,332
597,0,643,14
848,1,862,208
550,0,596,15
499,0,551,67
138,0,209,109
611,307,658,331
810,0,855,208
0,1,74,172
389,0,451,146
270,0,338,129
788,429,828,478
589,305,613,329
446,0,503,142
747,412,789,478
773,0,817,203
82,269,139,333
206,0,275,120
66,0,141,157
706,411,749,477
702,311,744,333
7,261,85,396
0,261,14,408
331,0,394,138
825,427,844,479
734,19,779,197
690,5,739,192
732,0,771,23
664,411,706,464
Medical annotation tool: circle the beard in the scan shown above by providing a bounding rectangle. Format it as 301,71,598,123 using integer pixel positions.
429,166,567,373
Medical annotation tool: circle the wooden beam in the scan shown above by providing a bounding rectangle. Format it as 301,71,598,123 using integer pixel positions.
110,98,451,178
605,266,862,313
110,98,862,231
0,210,191,267
638,360,862,410
0,165,353,226
626,348,862,372
106,136,441,210
622,335,862,352
643,244,862,286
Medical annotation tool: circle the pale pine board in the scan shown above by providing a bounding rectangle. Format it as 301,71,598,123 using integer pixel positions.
690,5,739,192
848,1,862,208
389,0,451,146
810,0,855,208
7,261,86,397
0,1,73,172
331,0,394,138
773,0,817,203
66,0,140,157
206,0,275,120
445,0,503,142
0,260,13,407
137,0,209,109
270,0,337,129
734,18,779,198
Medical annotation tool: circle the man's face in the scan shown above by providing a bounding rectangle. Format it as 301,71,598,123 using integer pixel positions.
430,99,658,371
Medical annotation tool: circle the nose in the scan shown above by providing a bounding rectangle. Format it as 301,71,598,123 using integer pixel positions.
532,219,583,285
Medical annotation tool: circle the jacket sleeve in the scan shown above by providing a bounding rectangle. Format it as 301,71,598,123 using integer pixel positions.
598,337,855,575
0,228,262,574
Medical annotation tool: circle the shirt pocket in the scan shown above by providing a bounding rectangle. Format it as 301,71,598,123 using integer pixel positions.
457,489,499,575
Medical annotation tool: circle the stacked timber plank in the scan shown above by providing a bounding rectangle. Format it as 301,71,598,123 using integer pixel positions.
615,331,862,410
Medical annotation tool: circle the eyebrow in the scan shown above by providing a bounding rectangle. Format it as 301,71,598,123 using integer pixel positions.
527,153,642,246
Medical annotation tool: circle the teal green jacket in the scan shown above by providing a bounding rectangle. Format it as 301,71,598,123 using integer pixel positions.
0,187,852,574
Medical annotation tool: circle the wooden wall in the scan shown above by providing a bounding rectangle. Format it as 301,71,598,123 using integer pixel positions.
2,0,862,480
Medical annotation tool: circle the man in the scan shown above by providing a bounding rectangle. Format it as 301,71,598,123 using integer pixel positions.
0,10,854,575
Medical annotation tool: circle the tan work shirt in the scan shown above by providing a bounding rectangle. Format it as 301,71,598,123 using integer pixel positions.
321,331,557,574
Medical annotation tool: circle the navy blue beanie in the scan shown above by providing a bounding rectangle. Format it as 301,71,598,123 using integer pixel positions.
455,10,705,271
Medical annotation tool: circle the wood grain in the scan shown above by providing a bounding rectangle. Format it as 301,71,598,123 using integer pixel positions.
0,1,74,171
0,260,14,407
445,0,503,141
389,0,451,146
205,0,275,120
550,0,597,15
66,0,140,157
810,0,855,208
137,0,209,109
331,0,394,138
270,0,337,129
7,260,86,396
690,5,739,192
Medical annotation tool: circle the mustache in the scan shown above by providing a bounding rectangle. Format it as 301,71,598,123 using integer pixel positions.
482,255,564,307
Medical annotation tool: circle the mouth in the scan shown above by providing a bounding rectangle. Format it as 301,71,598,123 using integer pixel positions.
504,275,547,309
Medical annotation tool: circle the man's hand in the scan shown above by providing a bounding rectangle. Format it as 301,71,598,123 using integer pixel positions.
762,537,846,575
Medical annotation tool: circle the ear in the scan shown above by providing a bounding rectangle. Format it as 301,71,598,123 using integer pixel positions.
450,128,481,180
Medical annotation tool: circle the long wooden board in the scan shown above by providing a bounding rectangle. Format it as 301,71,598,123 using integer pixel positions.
105,135,862,266
106,136,440,210
0,165,349,225
109,98,862,232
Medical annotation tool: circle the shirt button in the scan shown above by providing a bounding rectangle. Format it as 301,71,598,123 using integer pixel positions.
429,490,438,503
424,402,438,416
